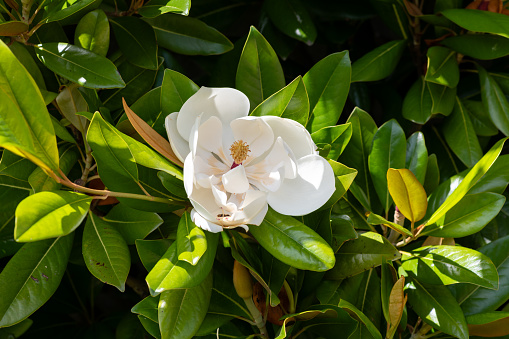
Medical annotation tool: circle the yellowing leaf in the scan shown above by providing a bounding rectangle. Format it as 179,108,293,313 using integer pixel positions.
387,168,427,222
387,276,407,339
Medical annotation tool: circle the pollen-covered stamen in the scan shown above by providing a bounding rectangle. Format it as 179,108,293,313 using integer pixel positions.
229,140,250,168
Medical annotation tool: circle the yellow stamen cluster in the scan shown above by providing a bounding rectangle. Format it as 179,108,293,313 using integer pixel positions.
230,140,250,164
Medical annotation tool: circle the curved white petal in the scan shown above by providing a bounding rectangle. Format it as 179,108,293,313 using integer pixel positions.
222,165,250,194
267,154,335,216
177,87,250,141
165,113,190,162
248,203,269,226
230,117,274,160
191,209,223,233
240,190,268,224
183,153,195,197
261,116,316,159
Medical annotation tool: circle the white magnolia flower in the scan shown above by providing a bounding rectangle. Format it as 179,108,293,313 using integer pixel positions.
165,87,335,233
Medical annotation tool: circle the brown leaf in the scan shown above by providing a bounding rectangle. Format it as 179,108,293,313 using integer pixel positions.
389,276,406,329
4,0,18,11
403,0,423,16
122,98,183,167
0,21,28,36
468,317,509,337
422,236,455,246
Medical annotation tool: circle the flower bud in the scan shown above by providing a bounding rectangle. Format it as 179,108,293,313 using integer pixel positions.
233,260,253,299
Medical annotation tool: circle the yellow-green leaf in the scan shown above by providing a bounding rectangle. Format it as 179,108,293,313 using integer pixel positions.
387,168,427,222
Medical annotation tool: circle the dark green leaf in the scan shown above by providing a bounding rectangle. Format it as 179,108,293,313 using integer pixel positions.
428,82,456,116
425,46,459,88
161,69,199,118
139,0,190,17
424,154,440,195
46,0,101,25
135,239,173,272
406,132,428,184
321,160,357,211
442,34,509,60
74,9,109,57
330,214,358,252
463,100,499,136
441,9,509,39
478,65,509,136
338,299,383,339
265,0,317,45
402,77,433,124
351,40,406,82
311,123,352,161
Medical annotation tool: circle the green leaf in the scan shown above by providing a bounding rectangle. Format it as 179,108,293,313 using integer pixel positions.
406,132,428,184
158,271,212,339
265,0,317,45
466,312,509,337
135,239,173,272
34,43,125,89
8,41,46,90
251,75,309,125
351,40,406,82
236,26,285,110
0,318,32,337
311,123,352,161
176,212,207,266
330,215,358,252
443,97,482,167
14,191,91,242
463,100,499,136
83,212,131,292
0,40,59,173
406,279,468,339
111,17,158,70
401,245,498,288
304,51,351,133
441,9,509,39
261,249,290,307
425,137,507,227
402,77,433,124
338,299,383,339
249,208,335,271
339,107,377,208
327,232,401,279
138,315,161,339
138,0,190,18
424,46,459,88
46,0,101,25
146,232,218,295
103,204,163,245
469,154,509,194
367,213,413,237
0,234,73,327
145,13,233,55
368,119,406,213
321,160,357,210
161,69,199,118
0,21,28,36
454,235,509,315
478,65,509,136
442,34,509,60
74,9,110,57
428,82,456,116
424,154,440,195
131,295,159,322
424,193,505,238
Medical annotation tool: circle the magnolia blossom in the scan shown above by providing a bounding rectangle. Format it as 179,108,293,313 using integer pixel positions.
165,87,335,233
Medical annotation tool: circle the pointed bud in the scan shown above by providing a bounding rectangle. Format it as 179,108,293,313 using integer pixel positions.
233,260,253,299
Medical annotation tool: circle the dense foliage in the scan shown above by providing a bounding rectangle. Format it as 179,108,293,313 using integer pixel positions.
1,0,509,338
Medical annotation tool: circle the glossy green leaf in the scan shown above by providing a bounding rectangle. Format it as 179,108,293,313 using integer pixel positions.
135,239,173,272
55,85,88,134
469,154,509,194
327,232,401,279
0,318,32,337
46,0,101,25
454,235,509,315
442,34,509,60
138,0,190,18
424,193,505,238
425,137,507,227
249,208,335,271
405,132,428,184
304,51,351,133
161,69,199,118
367,212,413,237
0,21,28,36
74,9,109,57
118,86,165,135
443,97,482,167
338,299,382,339
478,65,509,136
83,212,131,292
339,107,377,208
321,160,357,211
158,271,212,339
463,100,499,136
265,0,317,45
402,77,433,124
138,315,161,339
0,234,73,327
425,46,459,88
442,9,509,39
401,245,498,288
145,13,233,55
14,191,91,242
261,249,290,307
131,295,159,322
387,168,428,223
236,26,285,109
8,42,46,90
330,215,358,252
103,204,163,245
369,119,406,213
351,40,405,82
251,75,309,125
428,82,456,116
424,154,440,195
311,123,352,161
34,43,125,89
111,17,158,70
176,212,207,266
0,40,59,173
146,232,218,295
406,279,468,339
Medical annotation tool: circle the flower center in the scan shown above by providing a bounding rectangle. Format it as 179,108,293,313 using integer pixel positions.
229,140,250,168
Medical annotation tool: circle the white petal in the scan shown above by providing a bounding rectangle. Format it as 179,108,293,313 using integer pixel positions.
230,117,274,160
165,113,190,162
261,116,316,159
193,156,224,188
191,209,223,233
188,184,223,222
195,116,223,155
267,154,335,216
177,87,250,142
248,203,269,226
240,190,268,224
183,153,195,197
222,165,250,194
